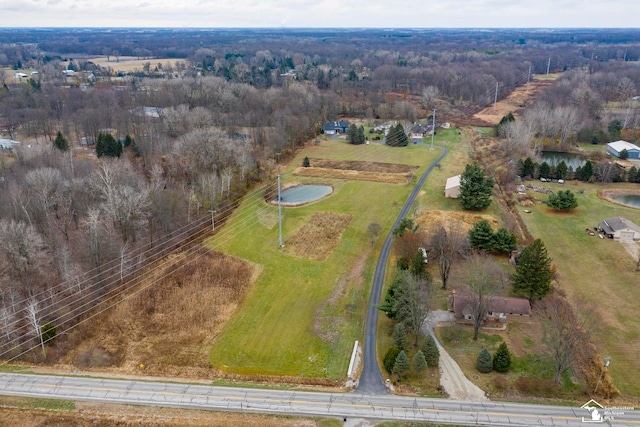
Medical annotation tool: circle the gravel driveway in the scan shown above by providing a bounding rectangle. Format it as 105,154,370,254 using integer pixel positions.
423,310,488,401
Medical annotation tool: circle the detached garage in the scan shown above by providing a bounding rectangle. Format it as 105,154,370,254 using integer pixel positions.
599,217,640,241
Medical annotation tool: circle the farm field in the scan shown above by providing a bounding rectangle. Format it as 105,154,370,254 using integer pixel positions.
87,56,186,72
208,135,444,379
517,180,640,397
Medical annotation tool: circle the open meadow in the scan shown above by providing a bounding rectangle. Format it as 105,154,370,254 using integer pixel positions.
207,135,444,379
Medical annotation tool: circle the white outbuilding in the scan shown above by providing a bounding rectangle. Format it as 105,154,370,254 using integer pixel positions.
445,175,461,198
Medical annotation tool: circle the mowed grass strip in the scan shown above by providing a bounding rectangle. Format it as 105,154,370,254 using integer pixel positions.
518,181,640,396
209,139,443,378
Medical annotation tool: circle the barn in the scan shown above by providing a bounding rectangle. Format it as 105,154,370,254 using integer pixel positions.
607,140,640,160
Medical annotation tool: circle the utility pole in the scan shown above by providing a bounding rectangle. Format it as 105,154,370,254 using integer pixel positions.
546,57,551,76
493,82,499,111
277,174,283,247
593,356,611,395
430,109,435,151
209,209,216,231
527,65,532,87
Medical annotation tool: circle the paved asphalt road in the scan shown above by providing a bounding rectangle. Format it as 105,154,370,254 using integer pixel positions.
357,146,448,395
1,372,639,426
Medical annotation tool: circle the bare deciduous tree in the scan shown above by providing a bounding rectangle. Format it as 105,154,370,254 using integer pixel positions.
461,253,502,340
394,271,433,346
537,292,590,384
25,297,45,357
428,222,469,290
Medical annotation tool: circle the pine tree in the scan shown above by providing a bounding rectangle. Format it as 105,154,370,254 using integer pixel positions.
393,350,410,377
547,190,578,211
53,131,69,152
512,239,552,303
493,227,516,254
459,163,494,210
383,346,400,374
556,161,568,180
468,219,495,253
96,133,122,158
522,157,535,178
302,156,310,167
357,125,366,144
413,350,428,373
422,335,440,367
124,134,133,147
347,124,359,144
477,348,493,373
393,322,407,351
493,342,512,373
539,162,551,179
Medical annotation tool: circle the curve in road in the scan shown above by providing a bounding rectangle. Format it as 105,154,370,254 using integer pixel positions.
357,146,448,395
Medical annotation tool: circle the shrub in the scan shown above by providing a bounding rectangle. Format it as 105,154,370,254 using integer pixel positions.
302,156,310,167
393,350,410,377
383,346,400,374
413,350,427,373
76,347,117,368
422,335,440,366
493,342,512,372
393,323,407,351
41,322,57,343
515,376,559,396
477,348,493,373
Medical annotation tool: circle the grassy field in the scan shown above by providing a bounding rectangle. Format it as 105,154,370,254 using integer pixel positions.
208,136,443,379
517,180,640,396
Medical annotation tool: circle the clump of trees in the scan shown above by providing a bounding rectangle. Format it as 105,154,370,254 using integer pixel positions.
385,123,409,147
347,124,366,145
468,219,516,254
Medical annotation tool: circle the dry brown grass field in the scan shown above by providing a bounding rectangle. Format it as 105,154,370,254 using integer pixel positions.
87,56,186,72
292,157,419,184
62,249,255,379
283,212,352,261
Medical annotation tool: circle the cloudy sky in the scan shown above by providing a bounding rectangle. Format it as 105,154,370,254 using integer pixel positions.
1,0,638,28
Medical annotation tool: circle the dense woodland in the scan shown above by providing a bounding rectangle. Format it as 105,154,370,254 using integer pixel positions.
1,28,640,360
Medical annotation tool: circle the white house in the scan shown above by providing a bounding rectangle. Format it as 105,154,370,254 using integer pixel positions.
445,175,461,198
599,217,640,240
607,140,640,160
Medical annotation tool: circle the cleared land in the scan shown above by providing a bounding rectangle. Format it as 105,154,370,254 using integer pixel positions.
85,56,186,72
208,136,444,380
293,158,419,184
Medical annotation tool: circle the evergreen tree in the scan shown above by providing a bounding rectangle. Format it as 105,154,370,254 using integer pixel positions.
555,161,568,180
476,348,493,373
522,157,535,178
512,239,553,303
357,125,366,144
422,335,440,367
124,134,133,147
383,346,400,374
393,350,410,377
347,124,359,144
620,149,629,160
493,227,516,254
547,190,578,211
413,350,428,373
539,162,551,179
96,133,122,158
575,160,593,182
386,123,408,147
53,131,69,152
493,342,512,373
410,249,427,278
393,322,407,351
302,156,310,167
468,219,495,253
629,166,639,183
459,163,494,210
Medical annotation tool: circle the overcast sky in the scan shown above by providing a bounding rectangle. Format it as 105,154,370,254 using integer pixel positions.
1,0,638,28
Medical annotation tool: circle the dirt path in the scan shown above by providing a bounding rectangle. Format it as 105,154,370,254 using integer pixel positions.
620,239,640,262
423,311,488,402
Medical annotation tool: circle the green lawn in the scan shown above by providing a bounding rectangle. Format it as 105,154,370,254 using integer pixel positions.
518,180,640,396
208,136,443,378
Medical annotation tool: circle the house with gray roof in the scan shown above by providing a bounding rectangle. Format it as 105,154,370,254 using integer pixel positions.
322,120,349,135
598,217,640,240
451,291,531,323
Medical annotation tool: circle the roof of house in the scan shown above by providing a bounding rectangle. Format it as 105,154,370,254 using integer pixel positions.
453,293,531,317
608,140,640,153
445,175,461,189
0,138,21,149
599,217,640,234
322,120,349,131
410,123,432,135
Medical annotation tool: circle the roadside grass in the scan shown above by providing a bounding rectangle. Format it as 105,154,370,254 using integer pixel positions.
517,180,640,396
0,396,76,411
208,136,442,378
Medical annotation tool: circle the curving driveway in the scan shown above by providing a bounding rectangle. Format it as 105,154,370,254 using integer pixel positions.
356,147,448,395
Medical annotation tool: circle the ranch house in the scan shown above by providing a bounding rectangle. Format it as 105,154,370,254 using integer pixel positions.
607,140,640,159
598,217,640,240
451,291,531,323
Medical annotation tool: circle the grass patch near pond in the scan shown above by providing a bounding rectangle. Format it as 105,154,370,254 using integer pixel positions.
208,137,443,379
518,180,640,397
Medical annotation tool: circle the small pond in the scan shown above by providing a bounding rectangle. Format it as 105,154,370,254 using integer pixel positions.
611,194,640,209
280,185,333,204
540,152,587,169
